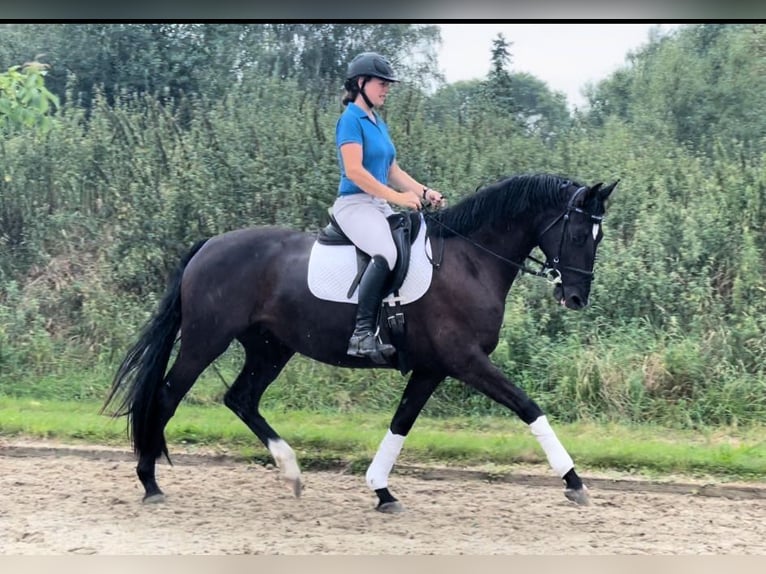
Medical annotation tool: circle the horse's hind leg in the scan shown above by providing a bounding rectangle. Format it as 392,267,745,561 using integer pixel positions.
367,370,444,513
138,346,226,503
223,332,299,495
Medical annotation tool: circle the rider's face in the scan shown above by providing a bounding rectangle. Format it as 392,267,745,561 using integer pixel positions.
360,77,392,107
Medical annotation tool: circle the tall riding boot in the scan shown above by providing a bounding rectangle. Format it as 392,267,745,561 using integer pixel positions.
347,255,396,363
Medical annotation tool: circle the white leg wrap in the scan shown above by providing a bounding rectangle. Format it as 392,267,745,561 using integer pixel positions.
529,415,574,477
366,430,406,490
267,438,301,481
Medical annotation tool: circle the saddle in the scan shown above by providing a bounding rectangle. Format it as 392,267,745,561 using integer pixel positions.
317,210,423,299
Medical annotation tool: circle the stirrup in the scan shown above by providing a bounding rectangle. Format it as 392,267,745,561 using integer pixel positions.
347,332,395,363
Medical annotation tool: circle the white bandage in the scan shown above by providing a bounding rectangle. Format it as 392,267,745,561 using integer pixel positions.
267,438,301,481
365,430,406,490
529,415,574,477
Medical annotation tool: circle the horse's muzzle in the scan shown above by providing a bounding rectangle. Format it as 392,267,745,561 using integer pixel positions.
554,284,589,310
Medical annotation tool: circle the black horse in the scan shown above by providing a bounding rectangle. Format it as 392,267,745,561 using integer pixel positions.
102,173,617,512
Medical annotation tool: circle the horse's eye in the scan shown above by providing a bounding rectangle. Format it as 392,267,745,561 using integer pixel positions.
571,231,588,245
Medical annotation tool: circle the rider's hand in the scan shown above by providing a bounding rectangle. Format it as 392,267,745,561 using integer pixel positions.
424,188,445,208
396,190,422,211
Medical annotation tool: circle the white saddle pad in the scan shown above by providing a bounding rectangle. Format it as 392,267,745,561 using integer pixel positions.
307,219,434,305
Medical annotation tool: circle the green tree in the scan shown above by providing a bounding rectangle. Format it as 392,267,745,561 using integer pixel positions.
427,38,571,140
584,24,766,155
506,72,571,140
486,33,514,108
0,61,59,134
0,23,442,113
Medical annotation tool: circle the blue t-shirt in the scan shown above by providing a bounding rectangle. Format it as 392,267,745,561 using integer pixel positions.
336,102,396,196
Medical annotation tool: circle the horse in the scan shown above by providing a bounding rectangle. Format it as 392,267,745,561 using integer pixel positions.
101,172,617,512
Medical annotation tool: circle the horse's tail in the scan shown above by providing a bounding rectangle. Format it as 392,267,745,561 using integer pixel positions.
101,238,209,461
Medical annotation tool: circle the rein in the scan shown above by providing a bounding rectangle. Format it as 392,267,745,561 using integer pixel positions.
423,211,561,283
422,187,601,284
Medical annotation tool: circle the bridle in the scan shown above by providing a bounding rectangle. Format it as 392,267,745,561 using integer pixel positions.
423,184,604,285
533,184,604,284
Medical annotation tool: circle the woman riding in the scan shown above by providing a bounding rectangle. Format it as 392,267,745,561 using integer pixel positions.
332,51,444,361
332,52,442,359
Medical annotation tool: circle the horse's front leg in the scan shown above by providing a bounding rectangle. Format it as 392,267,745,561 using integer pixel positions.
366,370,444,513
452,349,590,505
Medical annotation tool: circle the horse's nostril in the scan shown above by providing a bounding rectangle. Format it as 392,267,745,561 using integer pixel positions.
569,295,583,309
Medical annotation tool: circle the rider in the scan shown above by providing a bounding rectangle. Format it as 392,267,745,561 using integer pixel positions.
332,51,444,361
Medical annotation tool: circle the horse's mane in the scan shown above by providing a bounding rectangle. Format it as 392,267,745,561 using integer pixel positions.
426,173,578,238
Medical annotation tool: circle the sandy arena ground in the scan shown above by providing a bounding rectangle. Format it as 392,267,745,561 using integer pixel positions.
2,438,766,555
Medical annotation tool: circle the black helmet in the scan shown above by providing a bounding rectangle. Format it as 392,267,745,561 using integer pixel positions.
346,52,398,82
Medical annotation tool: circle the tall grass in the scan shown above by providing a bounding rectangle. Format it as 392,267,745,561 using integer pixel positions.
2,317,764,429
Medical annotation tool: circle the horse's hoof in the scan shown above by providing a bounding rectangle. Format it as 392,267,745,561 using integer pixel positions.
376,500,405,514
142,493,166,504
286,477,303,498
565,487,590,506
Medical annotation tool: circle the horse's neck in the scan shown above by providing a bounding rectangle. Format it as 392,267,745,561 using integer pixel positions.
460,226,536,294
475,224,536,261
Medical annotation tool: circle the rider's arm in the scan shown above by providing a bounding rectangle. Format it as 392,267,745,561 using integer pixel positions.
389,160,444,206
340,143,421,210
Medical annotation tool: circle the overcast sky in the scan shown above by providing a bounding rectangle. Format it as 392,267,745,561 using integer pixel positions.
437,23,683,109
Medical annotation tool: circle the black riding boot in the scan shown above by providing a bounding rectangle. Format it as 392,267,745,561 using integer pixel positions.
347,255,396,363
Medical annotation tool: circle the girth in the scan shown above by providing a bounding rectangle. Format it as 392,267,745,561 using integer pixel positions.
318,211,422,299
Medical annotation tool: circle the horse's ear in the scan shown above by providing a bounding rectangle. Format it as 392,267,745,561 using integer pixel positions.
599,179,619,201
581,183,603,206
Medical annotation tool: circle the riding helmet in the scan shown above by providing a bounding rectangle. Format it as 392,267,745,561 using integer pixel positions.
346,52,398,82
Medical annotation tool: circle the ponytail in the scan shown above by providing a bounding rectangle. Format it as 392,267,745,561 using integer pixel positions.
341,77,360,106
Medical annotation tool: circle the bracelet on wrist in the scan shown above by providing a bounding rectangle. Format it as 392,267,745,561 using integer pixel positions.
422,187,429,200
